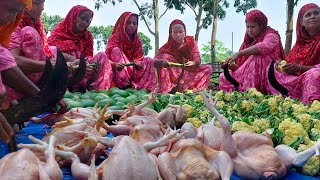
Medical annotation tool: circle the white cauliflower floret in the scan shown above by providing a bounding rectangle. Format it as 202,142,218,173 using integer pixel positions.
309,100,320,112
182,104,194,118
267,97,279,114
302,156,320,176
232,121,259,133
245,88,264,102
216,101,225,109
310,119,320,140
296,113,312,129
278,119,309,146
240,100,256,111
187,117,202,128
194,94,203,103
278,60,287,72
224,93,233,102
215,90,224,101
292,104,308,115
252,118,270,133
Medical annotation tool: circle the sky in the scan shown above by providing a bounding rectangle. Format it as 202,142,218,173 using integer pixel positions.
44,0,318,57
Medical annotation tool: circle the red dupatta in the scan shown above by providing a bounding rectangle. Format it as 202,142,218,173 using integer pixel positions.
236,9,285,66
19,13,53,58
105,12,144,62
287,3,320,66
156,19,196,64
48,5,94,58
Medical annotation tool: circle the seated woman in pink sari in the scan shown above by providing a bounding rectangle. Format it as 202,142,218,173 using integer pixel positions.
6,0,69,110
154,19,212,93
48,5,113,91
219,10,285,93
267,3,320,104
105,12,156,91
0,0,40,143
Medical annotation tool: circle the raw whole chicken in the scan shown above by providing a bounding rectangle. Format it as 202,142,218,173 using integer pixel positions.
202,91,320,180
181,122,222,150
19,135,94,180
0,136,62,180
97,130,183,180
157,138,233,180
157,104,187,129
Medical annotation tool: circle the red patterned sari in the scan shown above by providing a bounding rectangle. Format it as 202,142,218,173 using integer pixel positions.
48,5,114,91
105,12,157,91
269,3,320,104
219,9,285,94
155,19,212,93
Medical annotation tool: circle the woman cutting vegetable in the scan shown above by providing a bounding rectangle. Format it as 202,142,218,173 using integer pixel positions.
154,19,212,93
48,5,114,91
105,12,156,91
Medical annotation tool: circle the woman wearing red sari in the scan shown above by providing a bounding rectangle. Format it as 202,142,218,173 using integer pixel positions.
154,19,212,93
268,3,320,104
48,5,113,91
219,10,285,93
105,12,157,91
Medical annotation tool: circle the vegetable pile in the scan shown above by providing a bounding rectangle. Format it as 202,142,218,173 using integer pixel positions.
63,87,320,176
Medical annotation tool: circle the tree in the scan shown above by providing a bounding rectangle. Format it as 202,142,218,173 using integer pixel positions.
88,25,113,51
132,0,174,54
41,13,63,33
88,25,152,55
285,0,300,55
211,0,257,65
164,0,227,42
91,0,122,9
138,32,153,56
201,40,232,64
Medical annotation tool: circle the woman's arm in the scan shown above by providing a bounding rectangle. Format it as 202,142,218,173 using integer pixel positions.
10,48,46,74
227,33,280,62
283,63,315,74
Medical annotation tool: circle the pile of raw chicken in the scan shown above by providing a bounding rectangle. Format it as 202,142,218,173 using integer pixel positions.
0,91,319,180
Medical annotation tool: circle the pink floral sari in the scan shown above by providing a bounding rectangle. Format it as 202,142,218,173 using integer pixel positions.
106,12,157,91
219,10,285,93
267,3,320,104
48,5,114,90
154,20,212,93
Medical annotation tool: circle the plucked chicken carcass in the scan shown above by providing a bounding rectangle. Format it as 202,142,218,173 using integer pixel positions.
157,138,233,180
19,135,95,180
181,121,222,150
97,129,184,180
201,91,320,180
0,136,62,180
157,104,188,129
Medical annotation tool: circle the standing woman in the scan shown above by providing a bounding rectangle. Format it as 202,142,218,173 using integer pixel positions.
153,19,212,93
48,5,114,91
219,10,285,93
268,3,320,104
106,12,157,91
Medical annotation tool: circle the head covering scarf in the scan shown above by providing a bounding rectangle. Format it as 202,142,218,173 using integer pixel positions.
236,9,285,66
19,12,53,58
287,3,320,66
0,0,32,47
48,5,94,58
156,19,196,64
105,12,144,61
